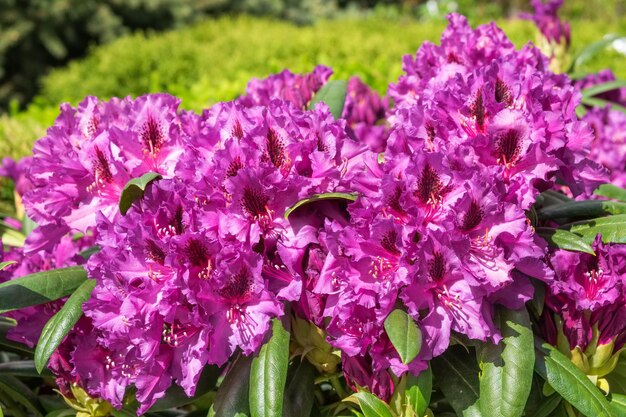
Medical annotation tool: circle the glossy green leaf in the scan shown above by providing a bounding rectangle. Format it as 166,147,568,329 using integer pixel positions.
352,392,393,417
119,172,162,215
478,308,535,417
0,361,52,378
34,279,96,373
78,245,101,260
0,322,33,356
0,266,87,314
38,395,69,413
605,355,626,394
384,309,422,365
536,190,572,208
581,80,626,98
580,96,626,115
149,365,221,412
283,360,316,417
213,355,252,417
249,318,290,417
284,192,357,219
569,35,626,71
568,214,626,244
0,400,3,417
609,393,626,416
308,80,348,119
0,375,45,417
529,394,561,417
594,184,626,202
535,228,595,255
539,200,626,221
534,341,613,417
0,261,16,271
431,345,481,417
405,365,431,417
21,216,37,238
1,228,26,247
44,410,76,417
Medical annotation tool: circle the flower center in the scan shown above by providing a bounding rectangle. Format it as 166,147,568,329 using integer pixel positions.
415,163,445,206
141,117,164,155
232,120,244,140
428,251,446,282
226,157,244,178
219,268,253,303
495,129,523,167
380,230,401,256
145,239,165,265
495,78,513,106
93,146,114,185
460,200,484,232
266,128,286,169
184,238,209,268
241,187,269,219
471,88,486,132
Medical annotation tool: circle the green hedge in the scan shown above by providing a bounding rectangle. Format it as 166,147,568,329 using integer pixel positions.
1,15,625,160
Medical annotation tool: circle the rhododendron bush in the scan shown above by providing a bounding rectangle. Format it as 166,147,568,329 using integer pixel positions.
0,3,625,417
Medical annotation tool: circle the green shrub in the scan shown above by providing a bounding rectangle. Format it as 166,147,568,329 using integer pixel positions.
1,15,625,160
0,0,342,111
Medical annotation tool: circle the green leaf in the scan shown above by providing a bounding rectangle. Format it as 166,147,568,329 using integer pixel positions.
119,172,162,215
0,361,52,378
44,410,76,417
431,345,481,417
38,395,69,413
478,308,535,417
21,216,37,238
534,341,613,417
78,245,101,260
0,375,45,417
249,318,290,417
0,266,87,314
34,279,96,373
213,355,252,417
352,392,393,417
284,192,357,219
384,309,422,364
568,214,626,244
605,354,626,394
405,365,432,417
538,200,626,221
580,96,626,115
149,365,222,412
594,184,626,202
569,35,626,71
535,228,595,255
283,360,316,417
609,393,626,416
0,322,33,356
308,80,348,119
1,228,26,247
529,394,561,417
0,261,16,271
582,80,626,98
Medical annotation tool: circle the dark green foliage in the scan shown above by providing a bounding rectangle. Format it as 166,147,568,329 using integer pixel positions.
0,0,340,111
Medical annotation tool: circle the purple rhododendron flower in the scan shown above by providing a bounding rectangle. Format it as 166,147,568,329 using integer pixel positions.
521,0,571,47
23,94,194,247
548,235,626,313
575,70,626,187
238,66,389,151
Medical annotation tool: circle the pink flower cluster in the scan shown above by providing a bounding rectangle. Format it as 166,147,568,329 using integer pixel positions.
0,12,624,413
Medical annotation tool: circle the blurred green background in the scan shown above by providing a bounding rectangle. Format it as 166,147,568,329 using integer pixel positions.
0,0,625,161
